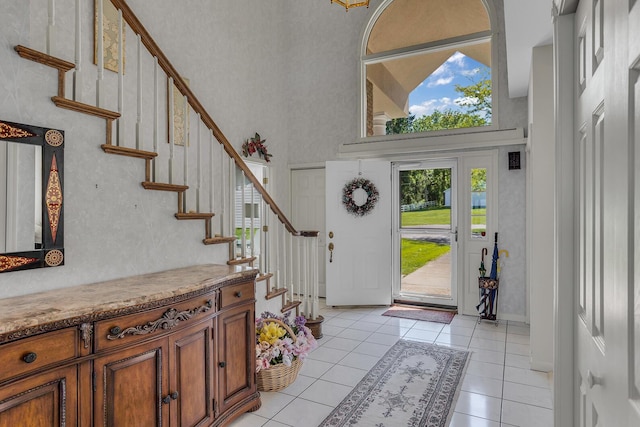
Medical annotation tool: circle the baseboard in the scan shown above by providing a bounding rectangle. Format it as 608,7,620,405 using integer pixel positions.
495,313,528,324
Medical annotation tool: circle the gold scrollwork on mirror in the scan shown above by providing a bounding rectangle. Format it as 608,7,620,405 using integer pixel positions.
0,120,64,273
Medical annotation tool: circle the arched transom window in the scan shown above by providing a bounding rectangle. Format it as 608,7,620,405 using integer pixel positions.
363,0,494,137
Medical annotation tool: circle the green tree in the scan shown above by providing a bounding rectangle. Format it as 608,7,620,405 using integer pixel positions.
471,168,487,191
386,72,492,135
424,168,451,206
399,168,451,207
386,114,415,135
454,71,492,119
413,110,487,132
400,170,428,205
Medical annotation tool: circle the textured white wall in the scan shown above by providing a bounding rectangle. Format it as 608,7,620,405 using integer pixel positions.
498,145,527,319
0,1,237,298
0,0,527,320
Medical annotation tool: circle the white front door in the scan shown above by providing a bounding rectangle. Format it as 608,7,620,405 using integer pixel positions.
393,160,458,307
325,160,391,306
290,167,326,297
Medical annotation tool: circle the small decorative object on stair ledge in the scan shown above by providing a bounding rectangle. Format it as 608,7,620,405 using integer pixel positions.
242,132,272,162
255,312,317,391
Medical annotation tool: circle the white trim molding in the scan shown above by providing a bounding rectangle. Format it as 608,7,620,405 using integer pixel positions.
339,128,525,158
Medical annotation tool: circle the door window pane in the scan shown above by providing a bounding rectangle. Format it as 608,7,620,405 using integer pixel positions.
471,168,486,239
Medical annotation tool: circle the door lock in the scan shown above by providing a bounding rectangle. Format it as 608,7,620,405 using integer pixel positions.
328,242,334,263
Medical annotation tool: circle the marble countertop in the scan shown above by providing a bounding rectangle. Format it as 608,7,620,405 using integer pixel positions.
0,264,258,339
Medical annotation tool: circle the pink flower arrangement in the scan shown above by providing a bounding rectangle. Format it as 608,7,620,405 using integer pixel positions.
255,312,317,373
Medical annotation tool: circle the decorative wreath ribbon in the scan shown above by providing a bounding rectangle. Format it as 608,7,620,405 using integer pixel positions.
342,177,379,216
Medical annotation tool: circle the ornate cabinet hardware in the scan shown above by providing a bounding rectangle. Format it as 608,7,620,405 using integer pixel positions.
106,299,213,340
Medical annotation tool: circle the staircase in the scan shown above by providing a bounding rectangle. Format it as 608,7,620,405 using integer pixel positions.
14,0,320,323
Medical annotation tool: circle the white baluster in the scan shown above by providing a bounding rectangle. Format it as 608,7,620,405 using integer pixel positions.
209,131,214,218
183,95,188,213
240,172,246,258
116,9,124,147
281,226,287,295
312,236,319,319
288,232,293,298
168,77,174,184
196,115,201,213
135,34,142,150
73,0,82,101
297,237,301,308
249,185,255,256
152,57,159,181
302,238,309,316
275,219,280,288
228,158,234,239
219,145,224,235
47,0,55,55
96,0,104,107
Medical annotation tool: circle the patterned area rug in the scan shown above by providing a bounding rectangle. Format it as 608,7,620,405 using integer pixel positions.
319,340,469,427
382,306,456,324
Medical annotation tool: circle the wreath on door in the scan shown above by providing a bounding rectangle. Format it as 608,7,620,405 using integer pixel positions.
342,177,379,216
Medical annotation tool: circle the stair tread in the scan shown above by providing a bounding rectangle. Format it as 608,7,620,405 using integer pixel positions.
281,301,301,313
203,236,236,245
227,257,256,266
52,96,121,120
141,181,189,192
15,45,75,72
256,273,274,282
265,288,288,300
175,212,215,220
101,144,157,160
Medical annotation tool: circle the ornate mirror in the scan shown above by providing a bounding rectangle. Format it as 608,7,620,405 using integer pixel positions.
0,120,64,273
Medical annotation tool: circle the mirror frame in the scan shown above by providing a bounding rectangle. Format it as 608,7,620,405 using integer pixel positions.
0,119,64,273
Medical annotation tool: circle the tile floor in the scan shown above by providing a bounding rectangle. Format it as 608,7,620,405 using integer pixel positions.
230,302,553,427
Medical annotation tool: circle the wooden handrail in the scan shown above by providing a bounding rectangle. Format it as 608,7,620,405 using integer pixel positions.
110,0,302,236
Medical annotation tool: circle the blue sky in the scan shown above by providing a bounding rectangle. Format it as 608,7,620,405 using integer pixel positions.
408,52,490,118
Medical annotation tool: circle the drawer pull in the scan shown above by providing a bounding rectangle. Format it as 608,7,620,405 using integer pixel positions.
107,299,214,340
170,391,179,400
218,361,226,368
22,352,37,364
162,395,171,405
234,291,242,298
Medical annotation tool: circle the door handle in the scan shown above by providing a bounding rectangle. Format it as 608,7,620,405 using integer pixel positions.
328,242,334,263
586,370,602,388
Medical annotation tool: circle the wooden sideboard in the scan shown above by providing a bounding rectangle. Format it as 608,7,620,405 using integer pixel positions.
0,265,260,427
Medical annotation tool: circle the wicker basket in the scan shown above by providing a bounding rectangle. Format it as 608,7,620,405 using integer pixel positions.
256,318,303,392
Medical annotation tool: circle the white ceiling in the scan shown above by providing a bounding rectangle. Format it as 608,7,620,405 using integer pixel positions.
503,0,554,98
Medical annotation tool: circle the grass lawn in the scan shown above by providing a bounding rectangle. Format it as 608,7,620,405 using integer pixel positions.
401,207,486,226
401,238,451,276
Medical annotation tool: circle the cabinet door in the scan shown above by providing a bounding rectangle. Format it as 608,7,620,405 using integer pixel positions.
216,303,255,415
93,339,169,427
0,365,77,427
169,320,213,427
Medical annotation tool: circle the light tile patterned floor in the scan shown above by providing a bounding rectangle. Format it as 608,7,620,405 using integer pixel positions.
230,302,553,427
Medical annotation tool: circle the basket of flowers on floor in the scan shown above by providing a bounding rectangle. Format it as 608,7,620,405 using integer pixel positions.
255,311,318,392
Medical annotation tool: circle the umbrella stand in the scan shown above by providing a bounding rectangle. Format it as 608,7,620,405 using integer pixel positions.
476,233,500,326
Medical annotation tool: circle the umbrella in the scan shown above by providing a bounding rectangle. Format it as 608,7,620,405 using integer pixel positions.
489,233,499,280
479,248,487,278
484,233,499,320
